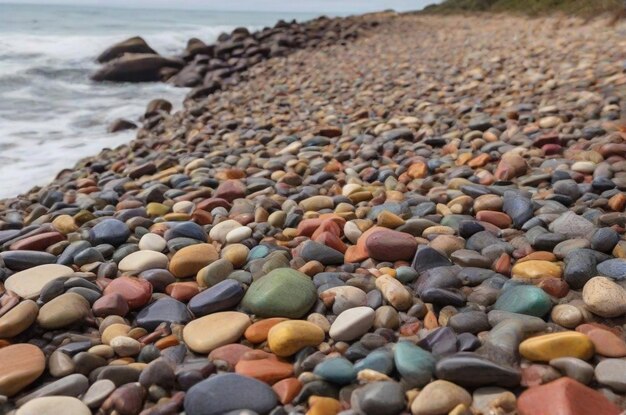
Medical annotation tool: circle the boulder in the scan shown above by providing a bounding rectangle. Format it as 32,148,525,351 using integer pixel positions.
97,36,157,63
92,54,184,83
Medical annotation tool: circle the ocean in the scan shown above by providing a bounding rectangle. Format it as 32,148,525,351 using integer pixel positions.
0,3,319,199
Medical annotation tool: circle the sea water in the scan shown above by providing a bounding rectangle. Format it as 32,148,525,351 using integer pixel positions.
0,3,318,198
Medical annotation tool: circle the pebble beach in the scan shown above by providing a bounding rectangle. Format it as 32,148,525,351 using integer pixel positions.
1,10,626,415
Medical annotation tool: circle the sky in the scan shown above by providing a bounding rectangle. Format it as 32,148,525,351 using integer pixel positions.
0,0,440,14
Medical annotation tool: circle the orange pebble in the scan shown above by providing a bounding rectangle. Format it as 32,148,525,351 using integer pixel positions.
244,318,289,344
272,378,302,405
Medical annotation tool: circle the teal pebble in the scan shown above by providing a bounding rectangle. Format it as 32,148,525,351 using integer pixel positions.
394,341,435,388
493,285,551,318
354,349,395,375
314,357,357,385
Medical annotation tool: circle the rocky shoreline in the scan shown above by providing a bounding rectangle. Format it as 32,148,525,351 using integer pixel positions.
1,11,626,415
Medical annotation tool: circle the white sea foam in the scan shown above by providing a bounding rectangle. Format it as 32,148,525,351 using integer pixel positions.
0,3,317,198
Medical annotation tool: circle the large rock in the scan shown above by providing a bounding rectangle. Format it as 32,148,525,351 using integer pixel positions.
92,53,184,83
97,36,157,63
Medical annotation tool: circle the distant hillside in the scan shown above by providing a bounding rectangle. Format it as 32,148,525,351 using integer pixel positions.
422,0,624,16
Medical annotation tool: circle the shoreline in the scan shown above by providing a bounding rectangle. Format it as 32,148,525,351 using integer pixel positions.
0,11,626,415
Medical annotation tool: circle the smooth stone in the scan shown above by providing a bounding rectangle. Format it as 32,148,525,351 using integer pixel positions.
412,247,453,273
448,311,490,334
196,258,234,287
582,327,626,357
95,365,141,386
351,381,405,415
183,311,251,354
410,380,472,415
354,349,394,375
564,249,597,289
321,286,367,315
493,285,551,317
0,299,38,338
595,359,626,392
139,360,175,389
138,232,167,252
37,292,90,329
82,379,115,409
184,373,277,415
313,357,356,385
164,221,207,242
209,220,243,244
242,268,317,318
118,250,168,273
103,276,152,309
519,332,594,362
188,279,244,316
375,275,412,311
549,357,594,384
244,318,289,344
597,259,626,280
89,219,130,246
517,377,621,415
299,240,344,265
548,211,596,239
365,229,417,261
511,260,562,280
49,350,75,377
0,250,56,270
471,387,516,415
225,226,252,244
4,264,73,299
169,243,219,278
110,336,141,357
17,397,90,415
16,373,89,406
582,276,626,317
329,306,375,341
267,320,325,357
591,228,620,253
435,353,521,388
503,192,533,228
92,293,129,317
394,341,435,388
0,344,46,396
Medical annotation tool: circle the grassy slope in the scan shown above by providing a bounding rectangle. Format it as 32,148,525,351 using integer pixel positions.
423,0,623,16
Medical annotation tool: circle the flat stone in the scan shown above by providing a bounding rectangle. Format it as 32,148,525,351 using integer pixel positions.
412,246,453,273
0,299,38,338
184,373,277,415
37,292,90,329
4,264,73,299
354,349,394,375
188,279,244,316
517,378,621,415
298,240,344,265
0,344,46,396
564,249,597,289
0,250,57,271
329,306,375,341
435,353,521,388
579,327,626,357
183,311,251,354
81,379,115,408
493,285,551,318
519,332,594,362
235,357,293,384
118,250,168,273
410,380,471,415
267,320,325,357
16,373,89,406
242,268,317,318
16,397,90,415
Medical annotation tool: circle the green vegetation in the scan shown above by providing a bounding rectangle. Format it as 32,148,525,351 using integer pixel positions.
422,0,624,17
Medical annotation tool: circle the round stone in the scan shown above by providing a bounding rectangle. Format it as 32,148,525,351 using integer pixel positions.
182,311,251,354
0,299,38,338
267,320,325,357
582,276,626,318
17,396,90,415
89,219,130,246
493,285,551,318
410,380,471,415
169,243,219,278
0,344,46,396
138,233,167,252
511,260,562,280
184,373,277,415
4,264,73,299
118,250,168,273
37,292,91,329
242,268,317,318
103,276,152,310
